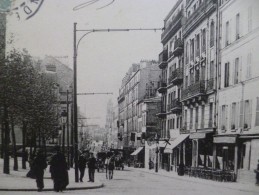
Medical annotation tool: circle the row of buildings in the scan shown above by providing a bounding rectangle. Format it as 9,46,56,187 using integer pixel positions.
115,0,259,183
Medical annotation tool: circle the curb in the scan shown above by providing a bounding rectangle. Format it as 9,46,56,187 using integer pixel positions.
0,183,104,192
133,168,259,194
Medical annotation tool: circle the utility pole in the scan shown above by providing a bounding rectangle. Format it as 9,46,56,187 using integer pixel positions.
66,89,70,169
73,22,79,183
73,23,162,182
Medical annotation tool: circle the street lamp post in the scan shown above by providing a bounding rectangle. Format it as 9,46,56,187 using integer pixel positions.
61,110,67,154
155,133,159,173
73,23,162,182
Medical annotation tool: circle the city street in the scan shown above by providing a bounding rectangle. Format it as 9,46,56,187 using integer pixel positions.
1,167,258,195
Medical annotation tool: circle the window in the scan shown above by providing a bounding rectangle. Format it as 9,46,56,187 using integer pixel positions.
234,58,239,84
186,42,190,64
224,62,230,87
184,109,187,127
201,105,205,128
190,108,193,129
210,21,215,47
195,69,200,82
210,61,214,79
177,117,180,128
246,53,252,79
244,100,252,128
255,97,259,126
190,71,194,84
225,21,230,46
209,103,213,127
191,39,194,61
221,105,228,130
202,29,206,53
195,107,199,129
173,118,175,129
236,13,240,39
231,103,237,129
196,34,200,57
185,75,188,88
239,100,244,128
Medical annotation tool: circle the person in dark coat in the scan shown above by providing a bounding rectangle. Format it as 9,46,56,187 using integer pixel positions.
255,159,259,185
49,146,69,192
78,153,87,182
32,149,47,192
87,153,96,182
108,157,115,180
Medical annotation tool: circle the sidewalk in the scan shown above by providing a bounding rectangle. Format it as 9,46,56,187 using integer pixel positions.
0,159,104,191
129,167,259,194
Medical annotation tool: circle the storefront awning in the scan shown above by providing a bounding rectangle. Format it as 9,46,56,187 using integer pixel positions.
130,147,143,156
164,134,190,153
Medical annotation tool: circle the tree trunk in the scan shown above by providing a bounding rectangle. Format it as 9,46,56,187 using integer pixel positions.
22,121,27,169
11,117,18,171
3,103,10,174
1,121,4,159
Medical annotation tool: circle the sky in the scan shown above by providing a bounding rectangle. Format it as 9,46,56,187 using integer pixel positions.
6,0,177,127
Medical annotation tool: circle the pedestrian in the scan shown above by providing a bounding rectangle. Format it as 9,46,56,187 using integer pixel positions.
78,153,87,182
255,159,259,185
49,146,69,192
105,156,110,179
87,153,96,182
31,149,47,192
108,157,115,180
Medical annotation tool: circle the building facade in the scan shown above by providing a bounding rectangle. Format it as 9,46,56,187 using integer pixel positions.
117,60,161,155
215,0,259,183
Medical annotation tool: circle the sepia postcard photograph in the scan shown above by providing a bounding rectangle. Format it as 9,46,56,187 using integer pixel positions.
0,0,259,194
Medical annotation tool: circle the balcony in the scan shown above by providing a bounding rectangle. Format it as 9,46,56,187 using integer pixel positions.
161,10,183,43
171,99,182,114
181,80,206,102
207,78,214,92
156,107,167,119
168,68,183,85
172,38,184,56
158,50,168,69
157,82,167,94
183,0,216,37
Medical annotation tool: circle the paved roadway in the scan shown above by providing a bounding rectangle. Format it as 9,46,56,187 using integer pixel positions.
1,167,258,195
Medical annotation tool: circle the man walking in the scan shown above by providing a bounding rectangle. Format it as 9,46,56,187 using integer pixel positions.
32,149,47,192
87,153,96,182
78,153,87,182
49,146,69,192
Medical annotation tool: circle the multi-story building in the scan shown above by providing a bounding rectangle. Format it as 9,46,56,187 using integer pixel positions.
214,0,259,183
105,100,118,149
157,0,187,172
181,0,217,169
117,60,160,155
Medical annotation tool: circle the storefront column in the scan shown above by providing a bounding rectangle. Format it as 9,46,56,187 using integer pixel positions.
234,144,238,180
212,144,216,169
196,140,199,167
183,142,186,165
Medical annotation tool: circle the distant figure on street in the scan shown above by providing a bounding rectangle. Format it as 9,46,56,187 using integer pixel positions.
255,159,259,185
149,159,154,170
32,149,47,192
105,156,111,179
78,153,87,182
108,157,115,180
87,153,96,182
49,146,69,192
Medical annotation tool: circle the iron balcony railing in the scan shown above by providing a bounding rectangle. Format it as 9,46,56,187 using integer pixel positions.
158,50,168,69
207,78,214,91
173,38,184,56
181,80,206,101
161,10,183,39
183,0,216,34
168,68,183,84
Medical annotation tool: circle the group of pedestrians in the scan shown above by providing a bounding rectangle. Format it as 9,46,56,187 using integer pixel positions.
78,152,96,182
30,146,68,192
